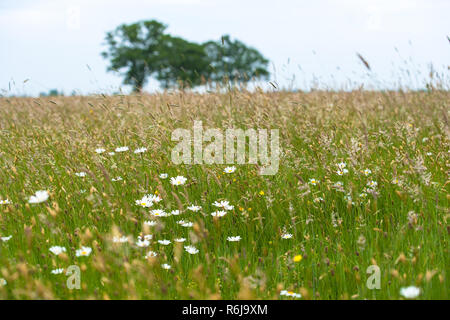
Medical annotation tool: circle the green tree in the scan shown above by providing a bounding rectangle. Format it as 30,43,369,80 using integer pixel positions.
203,35,269,84
101,20,167,93
156,35,211,89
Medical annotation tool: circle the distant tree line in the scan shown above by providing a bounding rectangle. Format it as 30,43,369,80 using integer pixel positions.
101,20,270,92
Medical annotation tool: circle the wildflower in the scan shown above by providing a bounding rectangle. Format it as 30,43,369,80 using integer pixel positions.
145,251,157,258
161,263,171,270
49,246,66,256
281,233,293,239
134,147,147,154
51,268,64,275
187,205,201,212
136,239,150,247
400,286,421,299
359,192,368,198
144,220,157,227
224,166,236,173
181,222,193,228
392,178,400,185
184,245,199,255
159,173,168,179
170,210,181,216
309,178,319,185
170,176,187,186
108,152,115,156
1,235,12,242
112,176,123,182
363,168,372,176
280,290,302,298
0,199,11,204
75,172,86,177
158,240,171,246
115,146,129,152
174,238,186,242
138,235,153,241
212,200,234,210
136,194,162,208
75,246,92,257
336,169,348,175
367,180,377,188
0,279,6,286
227,236,241,242
176,220,187,225
95,148,105,154
151,209,169,217
293,255,303,262
211,210,227,217
112,236,128,243
337,162,347,170
426,152,432,156
313,197,324,203
28,190,49,204
259,190,265,196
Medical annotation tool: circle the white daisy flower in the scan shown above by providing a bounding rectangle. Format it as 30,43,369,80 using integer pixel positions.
280,290,302,298
95,148,105,154
138,235,153,241
135,194,162,208
161,263,171,270
336,168,348,176
1,235,12,242
112,176,123,182
363,168,372,176
309,178,319,185
212,200,234,210
136,239,150,247
211,210,227,217
170,176,187,186
0,278,6,286
151,209,169,217
400,286,421,299
227,236,241,242
281,233,293,239
170,210,181,216
108,152,115,156
51,268,64,275
158,240,171,246
145,251,157,258
174,238,186,243
49,246,66,256
184,245,199,255
0,199,11,205
134,147,147,154
144,220,157,227
176,220,187,225
28,190,49,204
159,173,168,179
313,197,324,203
359,192,368,198
115,146,129,152
187,205,201,212
181,222,193,228
367,180,377,188
392,178,400,185
337,162,347,170
223,166,236,173
75,246,92,257
75,172,86,177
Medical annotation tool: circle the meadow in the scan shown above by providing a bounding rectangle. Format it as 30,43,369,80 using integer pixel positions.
0,89,448,299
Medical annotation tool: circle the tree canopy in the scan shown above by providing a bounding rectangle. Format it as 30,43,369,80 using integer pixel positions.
102,20,269,92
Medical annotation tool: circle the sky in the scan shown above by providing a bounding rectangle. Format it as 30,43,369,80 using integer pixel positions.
0,0,449,96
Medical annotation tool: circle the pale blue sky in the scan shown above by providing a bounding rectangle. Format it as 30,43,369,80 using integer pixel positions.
1,0,449,96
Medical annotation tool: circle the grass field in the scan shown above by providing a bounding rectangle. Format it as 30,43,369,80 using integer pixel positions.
0,89,448,299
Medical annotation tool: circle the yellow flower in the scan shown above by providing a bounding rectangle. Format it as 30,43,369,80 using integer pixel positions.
239,207,244,211
259,191,265,196
154,190,158,194
248,208,252,211
293,255,303,262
